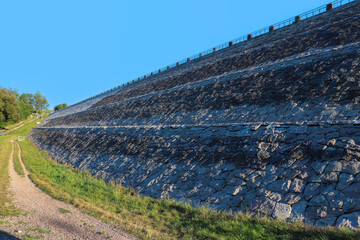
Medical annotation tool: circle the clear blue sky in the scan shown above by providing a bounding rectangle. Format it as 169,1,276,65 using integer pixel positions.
0,0,333,109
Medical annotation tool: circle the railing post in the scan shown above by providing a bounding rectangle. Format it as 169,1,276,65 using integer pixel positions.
295,15,302,23
247,34,253,40
229,41,233,46
269,25,275,32
326,3,334,11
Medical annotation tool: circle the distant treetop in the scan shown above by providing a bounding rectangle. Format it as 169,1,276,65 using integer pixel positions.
54,103,68,111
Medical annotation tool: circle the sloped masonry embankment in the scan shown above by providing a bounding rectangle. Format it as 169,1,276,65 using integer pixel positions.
30,1,360,228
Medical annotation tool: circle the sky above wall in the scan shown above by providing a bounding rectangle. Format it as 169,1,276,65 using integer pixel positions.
0,0,334,109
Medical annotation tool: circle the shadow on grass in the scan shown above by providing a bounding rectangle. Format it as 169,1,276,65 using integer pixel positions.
0,230,21,240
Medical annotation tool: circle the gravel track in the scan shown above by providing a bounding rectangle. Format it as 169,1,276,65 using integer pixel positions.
0,140,137,240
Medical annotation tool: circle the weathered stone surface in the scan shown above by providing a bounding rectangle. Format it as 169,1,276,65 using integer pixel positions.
246,176,263,189
267,192,282,202
228,196,243,207
222,185,247,196
249,197,276,216
261,174,278,186
324,161,343,173
336,211,360,229
272,203,291,220
304,183,321,200
226,175,246,186
210,179,226,191
343,183,360,198
290,178,306,193
290,200,307,221
198,186,217,201
282,169,301,179
343,197,360,212
308,194,329,207
321,183,336,194
337,173,354,191
282,193,302,205
325,190,345,208
320,172,339,183
342,162,360,175
312,161,329,175
268,180,291,194
305,206,328,219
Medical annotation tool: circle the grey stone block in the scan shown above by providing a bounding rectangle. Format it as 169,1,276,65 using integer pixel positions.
308,194,329,207
324,161,343,173
272,203,292,220
222,185,247,196
282,193,302,205
290,178,306,193
304,183,321,200
343,183,360,198
290,201,307,221
268,180,291,194
261,174,278,186
249,197,276,216
336,173,354,191
325,190,345,208
312,161,329,175
336,211,360,229
305,206,328,219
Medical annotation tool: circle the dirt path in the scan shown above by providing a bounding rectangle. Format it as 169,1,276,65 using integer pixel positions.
1,141,137,240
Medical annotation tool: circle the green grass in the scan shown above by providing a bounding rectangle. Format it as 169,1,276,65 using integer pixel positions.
27,227,51,234
13,142,25,177
9,115,47,136
58,207,72,214
4,116,360,239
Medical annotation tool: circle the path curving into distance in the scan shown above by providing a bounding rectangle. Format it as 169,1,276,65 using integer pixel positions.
1,140,137,240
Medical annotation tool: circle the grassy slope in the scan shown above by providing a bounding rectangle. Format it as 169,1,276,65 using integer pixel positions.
5,118,360,239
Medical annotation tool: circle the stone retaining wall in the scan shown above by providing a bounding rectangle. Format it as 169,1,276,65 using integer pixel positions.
30,1,360,228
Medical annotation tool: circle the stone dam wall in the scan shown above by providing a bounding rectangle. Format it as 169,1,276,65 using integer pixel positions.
30,2,360,228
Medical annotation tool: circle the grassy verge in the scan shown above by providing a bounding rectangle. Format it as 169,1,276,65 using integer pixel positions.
10,119,360,239
13,142,25,177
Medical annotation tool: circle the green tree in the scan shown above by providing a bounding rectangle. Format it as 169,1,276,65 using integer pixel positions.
33,91,49,112
18,93,35,120
54,103,68,111
0,89,20,128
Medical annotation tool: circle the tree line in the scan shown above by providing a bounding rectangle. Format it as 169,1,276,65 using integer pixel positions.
0,88,49,128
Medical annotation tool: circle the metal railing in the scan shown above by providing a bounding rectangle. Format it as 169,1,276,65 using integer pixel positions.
62,0,357,111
